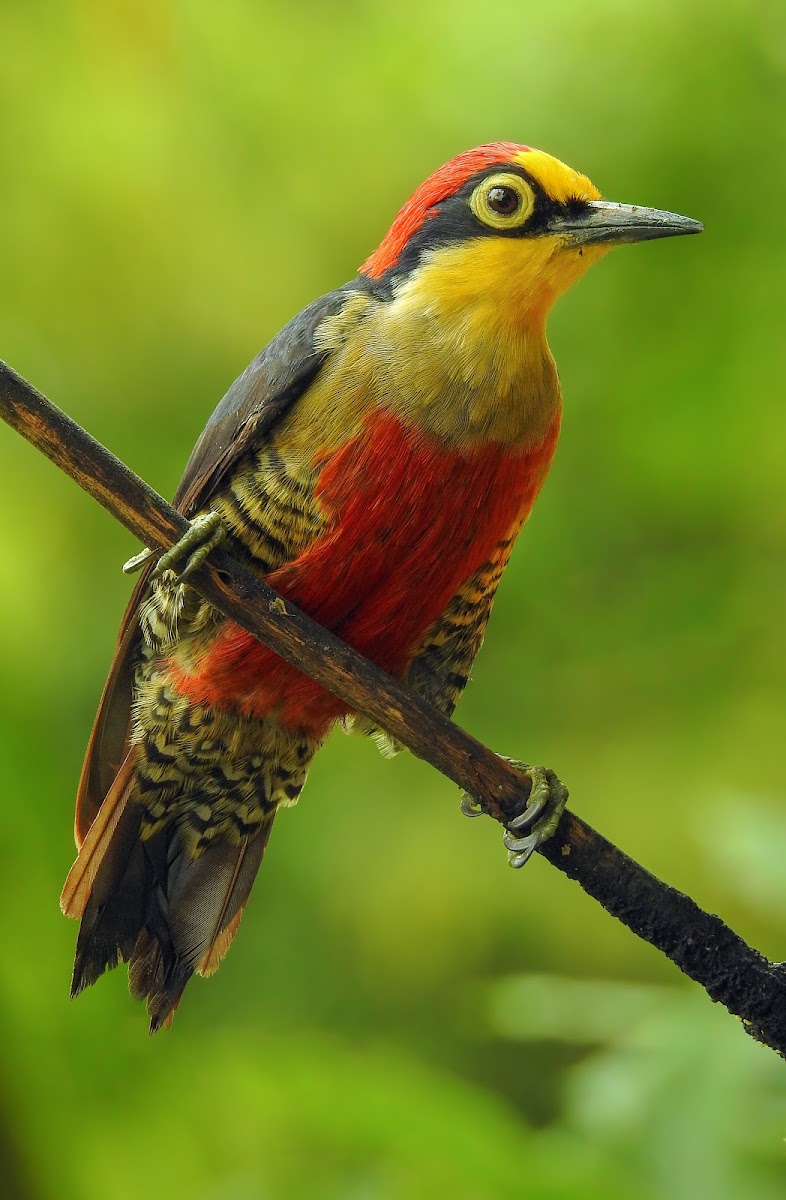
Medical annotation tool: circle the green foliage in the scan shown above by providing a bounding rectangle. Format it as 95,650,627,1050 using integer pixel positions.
0,1,784,1197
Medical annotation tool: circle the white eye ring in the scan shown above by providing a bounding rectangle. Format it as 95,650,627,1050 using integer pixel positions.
470,172,535,231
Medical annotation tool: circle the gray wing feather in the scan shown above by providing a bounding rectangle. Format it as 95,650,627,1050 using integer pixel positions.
174,284,357,514
76,282,359,842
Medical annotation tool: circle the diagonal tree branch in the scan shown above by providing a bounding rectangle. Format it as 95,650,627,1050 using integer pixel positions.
2,357,785,1057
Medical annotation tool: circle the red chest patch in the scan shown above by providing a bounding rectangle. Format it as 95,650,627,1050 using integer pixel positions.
171,411,559,733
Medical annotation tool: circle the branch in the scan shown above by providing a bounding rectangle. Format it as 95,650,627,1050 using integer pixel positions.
2,358,785,1056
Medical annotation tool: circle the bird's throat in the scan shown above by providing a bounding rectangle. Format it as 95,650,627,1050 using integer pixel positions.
364,236,591,449
309,234,598,455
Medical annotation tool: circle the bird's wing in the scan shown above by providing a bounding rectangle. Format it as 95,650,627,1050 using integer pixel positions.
173,287,354,515
74,285,358,847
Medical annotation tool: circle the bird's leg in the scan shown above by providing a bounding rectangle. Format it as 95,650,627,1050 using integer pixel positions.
123,511,227,581
461,760,569,868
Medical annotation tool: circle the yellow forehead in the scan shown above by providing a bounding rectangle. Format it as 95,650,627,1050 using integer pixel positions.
512,149,601,205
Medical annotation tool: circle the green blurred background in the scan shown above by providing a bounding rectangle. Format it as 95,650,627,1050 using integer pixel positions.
1,1,785,1196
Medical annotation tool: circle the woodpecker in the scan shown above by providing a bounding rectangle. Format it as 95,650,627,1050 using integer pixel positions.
61,142,701,1031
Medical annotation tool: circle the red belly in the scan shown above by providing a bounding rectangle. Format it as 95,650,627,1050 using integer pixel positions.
170,410,559,733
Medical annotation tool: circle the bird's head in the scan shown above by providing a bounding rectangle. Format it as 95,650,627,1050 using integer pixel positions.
361,143,702,328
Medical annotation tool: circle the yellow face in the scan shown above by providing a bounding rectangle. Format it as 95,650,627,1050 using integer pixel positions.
427,149,607,330
308,145,702,452
368,145,698,332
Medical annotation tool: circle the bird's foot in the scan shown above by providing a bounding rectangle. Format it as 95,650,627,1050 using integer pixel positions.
123,512,227,581
502,762,569,867
461,760,569,868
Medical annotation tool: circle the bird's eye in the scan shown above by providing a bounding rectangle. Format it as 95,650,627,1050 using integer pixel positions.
487,186,520,216
470,172,535,231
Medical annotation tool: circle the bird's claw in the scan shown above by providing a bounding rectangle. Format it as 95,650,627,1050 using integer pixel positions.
123,512,227,581
502,830,541,869
460,760,568,866
460,793,485,818
122,545,156,574
501,762,568,868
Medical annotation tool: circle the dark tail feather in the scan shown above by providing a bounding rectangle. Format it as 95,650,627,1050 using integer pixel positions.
66,788,275,1033
69,812,184,1021
129,817,274,1032
83,822,193,1033
166,821,273,977
70,802,147,996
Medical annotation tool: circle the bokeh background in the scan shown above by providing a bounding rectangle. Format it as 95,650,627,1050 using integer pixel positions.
1,1,785,1197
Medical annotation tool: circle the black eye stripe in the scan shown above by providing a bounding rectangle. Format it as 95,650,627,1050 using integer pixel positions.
363,162,594,291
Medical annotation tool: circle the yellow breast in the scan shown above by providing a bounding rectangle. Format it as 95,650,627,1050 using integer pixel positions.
278,224,607,460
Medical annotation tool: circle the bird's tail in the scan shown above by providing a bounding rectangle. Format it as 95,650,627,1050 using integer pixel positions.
60,750,274,1032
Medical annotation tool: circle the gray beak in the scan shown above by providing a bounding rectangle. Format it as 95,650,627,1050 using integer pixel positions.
551,200,703,246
